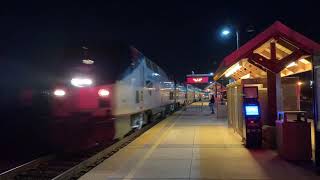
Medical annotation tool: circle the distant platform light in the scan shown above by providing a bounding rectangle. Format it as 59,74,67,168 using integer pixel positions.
82,59,94,64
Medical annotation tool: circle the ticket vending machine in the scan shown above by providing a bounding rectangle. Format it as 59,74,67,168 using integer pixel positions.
243,86,262,148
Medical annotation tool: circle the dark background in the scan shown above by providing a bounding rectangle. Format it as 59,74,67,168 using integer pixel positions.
0,1,319,171
1,0,319,84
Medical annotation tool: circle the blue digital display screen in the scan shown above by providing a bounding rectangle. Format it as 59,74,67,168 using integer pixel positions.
245,105,259,116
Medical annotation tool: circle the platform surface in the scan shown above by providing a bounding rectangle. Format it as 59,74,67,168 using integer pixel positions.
80,102,319,180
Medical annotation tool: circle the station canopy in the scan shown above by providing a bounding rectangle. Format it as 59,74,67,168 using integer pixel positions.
214,21,320,81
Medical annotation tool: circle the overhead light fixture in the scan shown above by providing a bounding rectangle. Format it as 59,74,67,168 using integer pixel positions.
225,63,242,77
299,58,310,64
82,59,94,64
240,74,251,79
286,62,297,68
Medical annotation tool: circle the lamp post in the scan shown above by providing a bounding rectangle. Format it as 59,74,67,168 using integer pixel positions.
221,28,240,50
220,25,254,50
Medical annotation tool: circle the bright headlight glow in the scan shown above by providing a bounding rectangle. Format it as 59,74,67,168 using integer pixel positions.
98,89,110,97
71,78,93,87
54,89,66,96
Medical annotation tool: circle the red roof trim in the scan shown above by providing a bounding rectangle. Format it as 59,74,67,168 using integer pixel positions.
215,21,320,80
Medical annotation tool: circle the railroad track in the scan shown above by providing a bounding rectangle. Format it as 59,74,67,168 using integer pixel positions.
0,115,166,180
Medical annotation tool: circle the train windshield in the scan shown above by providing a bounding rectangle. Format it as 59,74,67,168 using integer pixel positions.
57,44,142,87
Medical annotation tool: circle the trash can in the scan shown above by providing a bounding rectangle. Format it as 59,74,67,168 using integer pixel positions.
276,111,312,161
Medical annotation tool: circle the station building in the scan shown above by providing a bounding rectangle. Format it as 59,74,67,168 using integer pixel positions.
214,21,320,165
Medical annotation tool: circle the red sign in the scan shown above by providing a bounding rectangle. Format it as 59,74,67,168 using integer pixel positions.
186,77,209,84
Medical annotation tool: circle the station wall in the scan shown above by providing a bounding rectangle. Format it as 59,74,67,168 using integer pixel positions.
227,77,299,138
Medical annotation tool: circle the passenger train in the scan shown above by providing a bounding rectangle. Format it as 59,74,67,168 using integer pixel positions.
25,44,203,151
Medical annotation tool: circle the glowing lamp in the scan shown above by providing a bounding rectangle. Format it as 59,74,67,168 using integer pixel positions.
225,63,242,77
71,78,93,87
98,89,110,97
297,81,303,86
240,74,251,79
221,29,231,36
82,59,94,64
286,62,297,68
54,89,66,97
299,58,310,64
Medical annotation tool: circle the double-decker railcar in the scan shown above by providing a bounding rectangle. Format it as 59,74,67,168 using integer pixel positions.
194,87,204,101
174,84,187,107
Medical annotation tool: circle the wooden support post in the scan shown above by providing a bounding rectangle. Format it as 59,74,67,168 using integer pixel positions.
267,71,282,126
266,41,283,126
270,41,277,60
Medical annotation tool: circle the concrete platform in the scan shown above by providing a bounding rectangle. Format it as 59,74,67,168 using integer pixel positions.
79,102,319,180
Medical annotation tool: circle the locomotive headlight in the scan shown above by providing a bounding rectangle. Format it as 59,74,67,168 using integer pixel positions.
98,89,110,97
71,78,93,87
54,89,66,97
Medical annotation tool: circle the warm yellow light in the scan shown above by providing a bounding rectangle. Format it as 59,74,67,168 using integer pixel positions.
240,74,251,79
286,62,297,68
225,63,242,77
299,58,310,64
297,81,303,86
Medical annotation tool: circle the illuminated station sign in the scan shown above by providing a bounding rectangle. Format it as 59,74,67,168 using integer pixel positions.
186,73,213,84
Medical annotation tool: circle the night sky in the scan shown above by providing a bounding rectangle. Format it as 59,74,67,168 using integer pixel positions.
1,0,319,85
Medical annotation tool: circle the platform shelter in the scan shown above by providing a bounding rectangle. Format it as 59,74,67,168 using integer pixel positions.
214,21,320,165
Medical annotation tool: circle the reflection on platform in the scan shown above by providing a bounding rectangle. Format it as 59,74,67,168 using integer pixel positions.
80,103,318,180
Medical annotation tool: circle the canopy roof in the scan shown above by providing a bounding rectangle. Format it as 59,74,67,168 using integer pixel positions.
214,21,320,81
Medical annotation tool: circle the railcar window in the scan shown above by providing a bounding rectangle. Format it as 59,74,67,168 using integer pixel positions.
169,92,174,100
140,90,144,101
146,80,153,96
151,62,159,73
146,59,152,70
135,90,139,103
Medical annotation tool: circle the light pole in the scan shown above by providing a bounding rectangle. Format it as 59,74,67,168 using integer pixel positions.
221,28,239,50
220,25,255,50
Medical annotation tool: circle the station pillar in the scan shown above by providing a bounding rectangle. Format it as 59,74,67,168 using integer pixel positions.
312,54,320,167
266,41,283,126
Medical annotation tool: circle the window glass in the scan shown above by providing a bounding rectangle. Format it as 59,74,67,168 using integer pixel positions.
135,91,139,103
146,59,152,70
152,62,159,73
170,92,174,100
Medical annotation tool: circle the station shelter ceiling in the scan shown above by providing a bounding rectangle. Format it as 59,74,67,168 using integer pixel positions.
214,21,320,81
